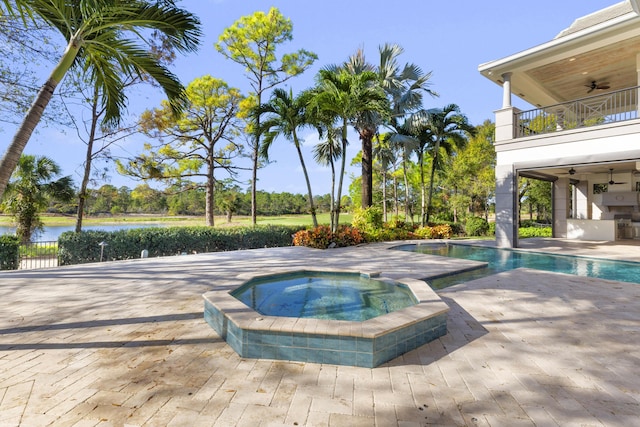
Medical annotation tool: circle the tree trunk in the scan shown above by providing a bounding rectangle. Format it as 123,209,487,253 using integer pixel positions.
0,39,80,201
393,175,398,219
452,187,458,223
251,142,258,226
382,171,387,222
76,90,100,233
0,80,56,201
294,135,317,227
206,156,215,226
419,149,426,226
250,82,265,226
334,121,348,233
360,130,374,208
402,156,410,221
426,139,441,224
329,158,336,232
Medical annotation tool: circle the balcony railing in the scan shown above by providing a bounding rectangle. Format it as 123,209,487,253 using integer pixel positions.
516,86,640,138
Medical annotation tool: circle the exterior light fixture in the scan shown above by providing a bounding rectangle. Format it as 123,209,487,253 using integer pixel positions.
98,241,108,262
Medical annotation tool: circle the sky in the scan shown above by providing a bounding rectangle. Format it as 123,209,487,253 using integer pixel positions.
1,0,618,197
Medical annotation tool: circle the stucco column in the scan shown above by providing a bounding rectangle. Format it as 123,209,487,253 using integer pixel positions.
574,180,590,219
494,107,517,142
502,72,513,108
636,53,640,117
495,164,518,248
553,178,570,238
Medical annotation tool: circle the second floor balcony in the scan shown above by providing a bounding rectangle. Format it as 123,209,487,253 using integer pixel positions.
515,86,640,138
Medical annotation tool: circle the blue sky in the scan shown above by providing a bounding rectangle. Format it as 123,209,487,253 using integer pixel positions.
2,0,616,196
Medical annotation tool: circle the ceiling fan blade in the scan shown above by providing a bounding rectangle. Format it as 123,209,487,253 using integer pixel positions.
586,80,610,93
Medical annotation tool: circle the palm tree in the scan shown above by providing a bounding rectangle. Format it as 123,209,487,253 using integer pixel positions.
1,155,74,242
395,115,432,226
313,127,342,232
373,133,397,222
310,68,386,231
0,0,201,201
411,104,475,223
259,88,318,227
338,44,435,209
388,124,418,222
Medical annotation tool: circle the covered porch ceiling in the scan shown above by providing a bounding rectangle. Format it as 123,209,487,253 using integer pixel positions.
519,160,640,181
479,1,640,109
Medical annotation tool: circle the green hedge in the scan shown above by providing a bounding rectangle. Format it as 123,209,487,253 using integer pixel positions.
0,235,20,270
519,226,552,238
58,225,304,266
465,216,490,237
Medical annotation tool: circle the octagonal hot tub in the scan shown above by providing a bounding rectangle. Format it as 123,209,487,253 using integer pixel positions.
203,269,449,368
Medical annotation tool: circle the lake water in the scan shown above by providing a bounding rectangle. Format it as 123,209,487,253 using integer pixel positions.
0,223,166,241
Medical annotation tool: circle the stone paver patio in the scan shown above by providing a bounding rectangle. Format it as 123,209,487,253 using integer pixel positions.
1,239,639,426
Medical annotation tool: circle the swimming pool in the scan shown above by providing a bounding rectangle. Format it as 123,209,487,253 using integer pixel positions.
394,242,640,288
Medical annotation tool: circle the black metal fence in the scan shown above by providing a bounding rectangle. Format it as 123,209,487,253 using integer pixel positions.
20,241,58,270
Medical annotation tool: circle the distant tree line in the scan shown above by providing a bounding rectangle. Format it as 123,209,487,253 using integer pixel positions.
22,182,340,220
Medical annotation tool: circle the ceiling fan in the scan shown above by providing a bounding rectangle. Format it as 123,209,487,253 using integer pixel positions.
586,80,610,93
608,168,626,185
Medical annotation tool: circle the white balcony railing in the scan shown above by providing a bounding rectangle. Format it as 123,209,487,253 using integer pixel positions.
516,86,640,138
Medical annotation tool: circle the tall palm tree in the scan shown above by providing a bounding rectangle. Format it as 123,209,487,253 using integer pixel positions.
0,0,201,201
373,133,399,222
338,44,435,209
259,88,318,227
1,155,74,242
396,115,432,226
411,104,475,223
313,127,342,232
388,123,418,222
310,68,386,231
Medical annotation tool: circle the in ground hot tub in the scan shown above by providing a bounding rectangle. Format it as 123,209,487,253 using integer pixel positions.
203,269,449,368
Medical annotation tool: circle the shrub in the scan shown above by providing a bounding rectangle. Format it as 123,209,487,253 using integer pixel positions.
292,225,365,249
431,224,453,239
451,222,464,236
294,225,365,248
352,206,383,232
0,234,20,270
359,219,420,242
414,226,433,239
520,219,551,228
465,216,489,237
58,225,303,265
519,226,552,238
488,222,496,236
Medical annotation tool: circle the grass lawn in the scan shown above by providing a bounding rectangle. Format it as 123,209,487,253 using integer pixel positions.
0,212,352,228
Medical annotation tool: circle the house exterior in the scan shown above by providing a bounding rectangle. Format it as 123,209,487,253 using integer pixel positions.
479,0,640,248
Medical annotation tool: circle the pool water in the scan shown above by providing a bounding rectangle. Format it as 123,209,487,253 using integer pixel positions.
231,271,418,321
395,243,640,288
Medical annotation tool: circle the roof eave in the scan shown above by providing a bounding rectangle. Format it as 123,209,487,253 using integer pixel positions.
478,10,640,78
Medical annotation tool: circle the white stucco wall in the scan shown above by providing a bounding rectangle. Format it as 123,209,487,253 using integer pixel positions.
496,128,640,166
567,219,616,240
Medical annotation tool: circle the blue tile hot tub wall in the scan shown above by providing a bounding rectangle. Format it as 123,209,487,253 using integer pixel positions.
204,298,447,368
